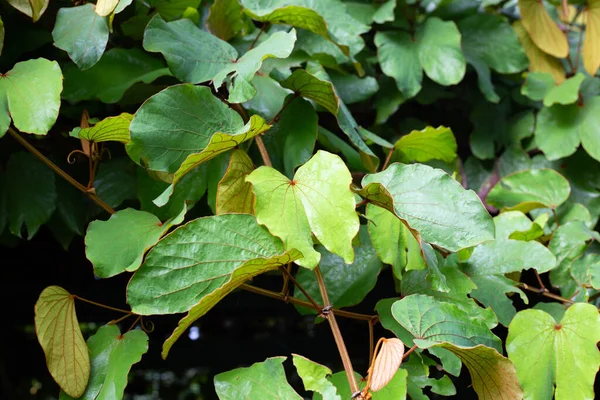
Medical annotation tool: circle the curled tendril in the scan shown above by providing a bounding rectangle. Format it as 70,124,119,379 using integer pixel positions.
67,149,88,164
140,318,155,333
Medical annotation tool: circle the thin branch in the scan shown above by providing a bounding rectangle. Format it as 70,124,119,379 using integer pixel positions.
8,127,116,215
74,295,133,314
402,344,418,360
368,320,375,365
315,265,359,394
534,271,547,290
278,265,321,310
268,94,298,126
518,283,574,305
279,264,292,297
381,147,395,172
248,23,269,50
254,136,272,167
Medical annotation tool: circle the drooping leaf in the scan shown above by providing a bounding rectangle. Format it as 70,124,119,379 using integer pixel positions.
507,304,600,399
6,152,57,239
513,21,565,83
393,126,457,163
59,325,148,400
247,150,359,269
369,338,405,392
71,113,133,144
62,48,170,104
7,0,48,21
52,5,109,70
206,0,245,41
583,0,600,76
216,149,255,215
34,286,89,398
0,58,62,136
487,169,570,212
292,354,340,400
85,207,186,278
280,69,339,115
391,294,502,351
571,253,600,289
521,71,557,101
214,357,301,399
358,163,494,252
518,0,569,58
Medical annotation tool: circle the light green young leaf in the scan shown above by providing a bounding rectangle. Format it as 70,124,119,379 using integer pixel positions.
543,73,585,107
366,204,408,274
292,354,340,400
549,221,599,287
487,169,570,212
0,58,62,136
358,163,494,252
214,357,301,399
7,0,48,21
280,69,339,115
247,150,359,269
34,286,89,398
85,207,186,278
394,126,457,163
507,304,600,400
71,113,133,144
216,149,255,215
59,325,148,400
206,0,245,41
52,5,109,70
391,294,502,351
521,72,556,101
571,253,600,289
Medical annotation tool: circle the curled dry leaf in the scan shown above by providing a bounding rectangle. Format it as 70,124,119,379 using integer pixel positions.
368,338,405,392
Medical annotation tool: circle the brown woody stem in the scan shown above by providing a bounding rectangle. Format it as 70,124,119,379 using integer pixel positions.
518,283,574,305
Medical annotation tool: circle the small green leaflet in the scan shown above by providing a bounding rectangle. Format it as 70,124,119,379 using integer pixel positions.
522,72,585,106
393,126,457,163
507,304,600,400
292,354,340,400
71,113,133,144
246,150,359,269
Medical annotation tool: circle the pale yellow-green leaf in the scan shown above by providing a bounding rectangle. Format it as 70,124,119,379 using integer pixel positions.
514,21,565,83
95,0,119,16
7,0,48,21
583,0,600,76
35,286,90,398
216,149,255,215
280,69,340,115
518,0,569,58
394,126,457,163
72,113,133,143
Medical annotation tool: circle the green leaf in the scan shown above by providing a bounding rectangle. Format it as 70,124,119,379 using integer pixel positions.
125,214,301,357
71,113,133,144
206,0,246,41
418,18,466,87
391,294,502,351
372,368,408,399
93,158,137,209
0,58,62,136
394,126,457,163
487,169,570,212
214,357,301,399
366,204,408,273
62,48,170,104
508,215,546,241
543,73,585,107
374,31,422,98
571,253,600,289
329,71,378,105
6,152,56,239
244,74,290,120
247,150,359,269
521,72,556,101
469,275,528,326
432,343,523,400
507,304,600,399
549,221,598,287
216,149,255,215
34,286,89,398
358,163,494,252
85,207,186,278
59,325,148,400
280,69,339,115
293,226,382,313
52,5,109,70
7,0,48,21
376,298,415,347
54,178,87,237
292,354,340,400
403,355,456,399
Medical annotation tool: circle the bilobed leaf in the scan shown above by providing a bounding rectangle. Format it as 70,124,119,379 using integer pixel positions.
85,207,186,278
52,5,109,70
280,69,339,115
513,21,565,83
206,0,245,41
432,343,523,400
0,58,62,136
487,169,570,212
370,338,405,392
292,354,340,400
374,31,422,98
7,0,48,21
125,214,302,357
518,0,569,58
329,71,378,105
59,325,148,400
507,304,600,399
214,357,301,399
394,126,457,163
583,0,600,76
216,149,255,215
391,294,502,351
34,286,90,398
358,163,494,252
247,151,359,269
71,113,133,144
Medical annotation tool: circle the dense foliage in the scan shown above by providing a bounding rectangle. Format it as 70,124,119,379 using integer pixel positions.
2,0,600,398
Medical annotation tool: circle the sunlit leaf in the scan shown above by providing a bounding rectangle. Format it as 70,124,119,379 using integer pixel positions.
95,0,119,16
518,0,569,58
583,0,600,76
71,113,133,144
292,354,340,400
513,21,565,83
543,73,585,107
216,149,255,215
7,0,48,21
34,286,89,398
394,126,457,163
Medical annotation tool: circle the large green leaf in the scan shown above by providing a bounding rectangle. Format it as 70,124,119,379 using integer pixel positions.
374,31,422,98
367,204,409,273
469,274,528,326
402,355,456,399
34,286,89,398
358,163,494,252
62,48,170,104
487,169,570,212
507,304,600,399
246,150,359,269
71,113,133,144
216,149,255,215
126,214,301,357
93,158,137,209
52,5,109,70
6,152,56,239
293,226,382,313
292,354,340,400
214,357,301,399
85,207,186,278
393,126,457,163
391,294,502,351
0,58,62,136
59,325,148,400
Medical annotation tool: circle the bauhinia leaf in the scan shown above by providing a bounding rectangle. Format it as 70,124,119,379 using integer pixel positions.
246,150,359,269
507,304,600,399
125,214,302,357
358,163,494,252
216,149,255,215
280,69,339,115
518,0,569,58
85,207,186,278
293,354,340,400
393,126,457,163
59,325,148,400
214,357,301,399
71,113,133,144
34,286,90,398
